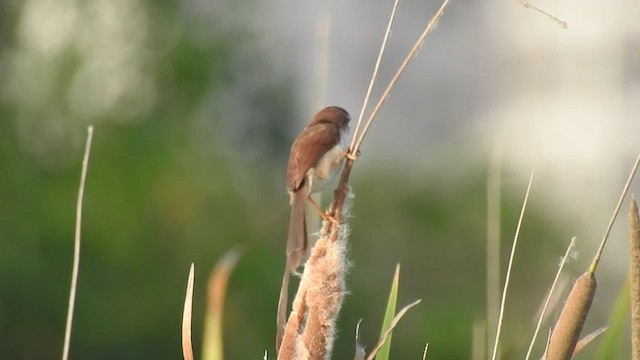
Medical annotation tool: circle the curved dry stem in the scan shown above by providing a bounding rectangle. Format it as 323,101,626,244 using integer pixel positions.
351,0,452,155
365,299,422,360
525,237,576,360
349,0,400,151
62,126,94,360
491,169,534,360
516,0,567,28
590,153,640,274
422,343,430,360
327,0,453,238
182,264,195,360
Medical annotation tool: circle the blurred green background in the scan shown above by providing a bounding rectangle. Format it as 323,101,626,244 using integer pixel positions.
1,0,637,359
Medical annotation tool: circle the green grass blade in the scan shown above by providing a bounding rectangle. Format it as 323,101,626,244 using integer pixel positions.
375,264,400,360
593,280,629,360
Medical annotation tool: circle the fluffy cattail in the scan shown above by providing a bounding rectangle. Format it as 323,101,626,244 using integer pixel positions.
277,221,349,360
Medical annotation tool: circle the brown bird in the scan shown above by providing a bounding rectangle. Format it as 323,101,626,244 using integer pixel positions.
286,106,351,270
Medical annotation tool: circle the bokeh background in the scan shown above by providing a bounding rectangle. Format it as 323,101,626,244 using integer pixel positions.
1,0,639,359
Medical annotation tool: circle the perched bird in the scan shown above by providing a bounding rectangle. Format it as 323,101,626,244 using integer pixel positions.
285,106,351,270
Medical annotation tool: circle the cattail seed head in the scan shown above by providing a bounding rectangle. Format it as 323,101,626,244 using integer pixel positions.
547,272,597,360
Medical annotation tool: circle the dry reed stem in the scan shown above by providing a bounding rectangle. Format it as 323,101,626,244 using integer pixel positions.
328,0,453,242
547,271,597,360
351,0,452,154
422,343,429,360
182,264,195,360
62,125,94,360
631,197,640,359
516,0,567,28
525,237,576,360
349,0,400,151
365,299,422,360
490,169,534,360
590,153,640,274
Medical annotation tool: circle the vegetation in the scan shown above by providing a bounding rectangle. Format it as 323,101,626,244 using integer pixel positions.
1,1,638,359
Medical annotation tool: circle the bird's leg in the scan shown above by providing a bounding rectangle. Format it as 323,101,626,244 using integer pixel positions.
307,195,339,225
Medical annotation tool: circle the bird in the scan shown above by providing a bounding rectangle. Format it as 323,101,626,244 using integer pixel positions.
285,106,351,271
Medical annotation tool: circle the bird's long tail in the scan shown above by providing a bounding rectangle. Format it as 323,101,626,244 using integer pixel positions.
286,187,307,271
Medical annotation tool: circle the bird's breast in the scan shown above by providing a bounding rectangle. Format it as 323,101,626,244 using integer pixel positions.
306,143,345,194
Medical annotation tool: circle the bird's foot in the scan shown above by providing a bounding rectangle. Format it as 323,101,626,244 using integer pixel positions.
345,150,359,161
322,211,340,226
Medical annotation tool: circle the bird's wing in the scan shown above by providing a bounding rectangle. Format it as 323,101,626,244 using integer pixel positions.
287,122,340,191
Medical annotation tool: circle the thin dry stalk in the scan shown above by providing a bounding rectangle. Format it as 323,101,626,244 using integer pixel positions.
547,271,597,360
422,343,429,360
525,237,576,360
182,264,195,360
327,0,453,238
630,197,640,359
516,0,567,28
590,153,640,274
365,299,422,360
62,125,94,360
349,0,400,149
351,0,452,154
490,170,534,360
